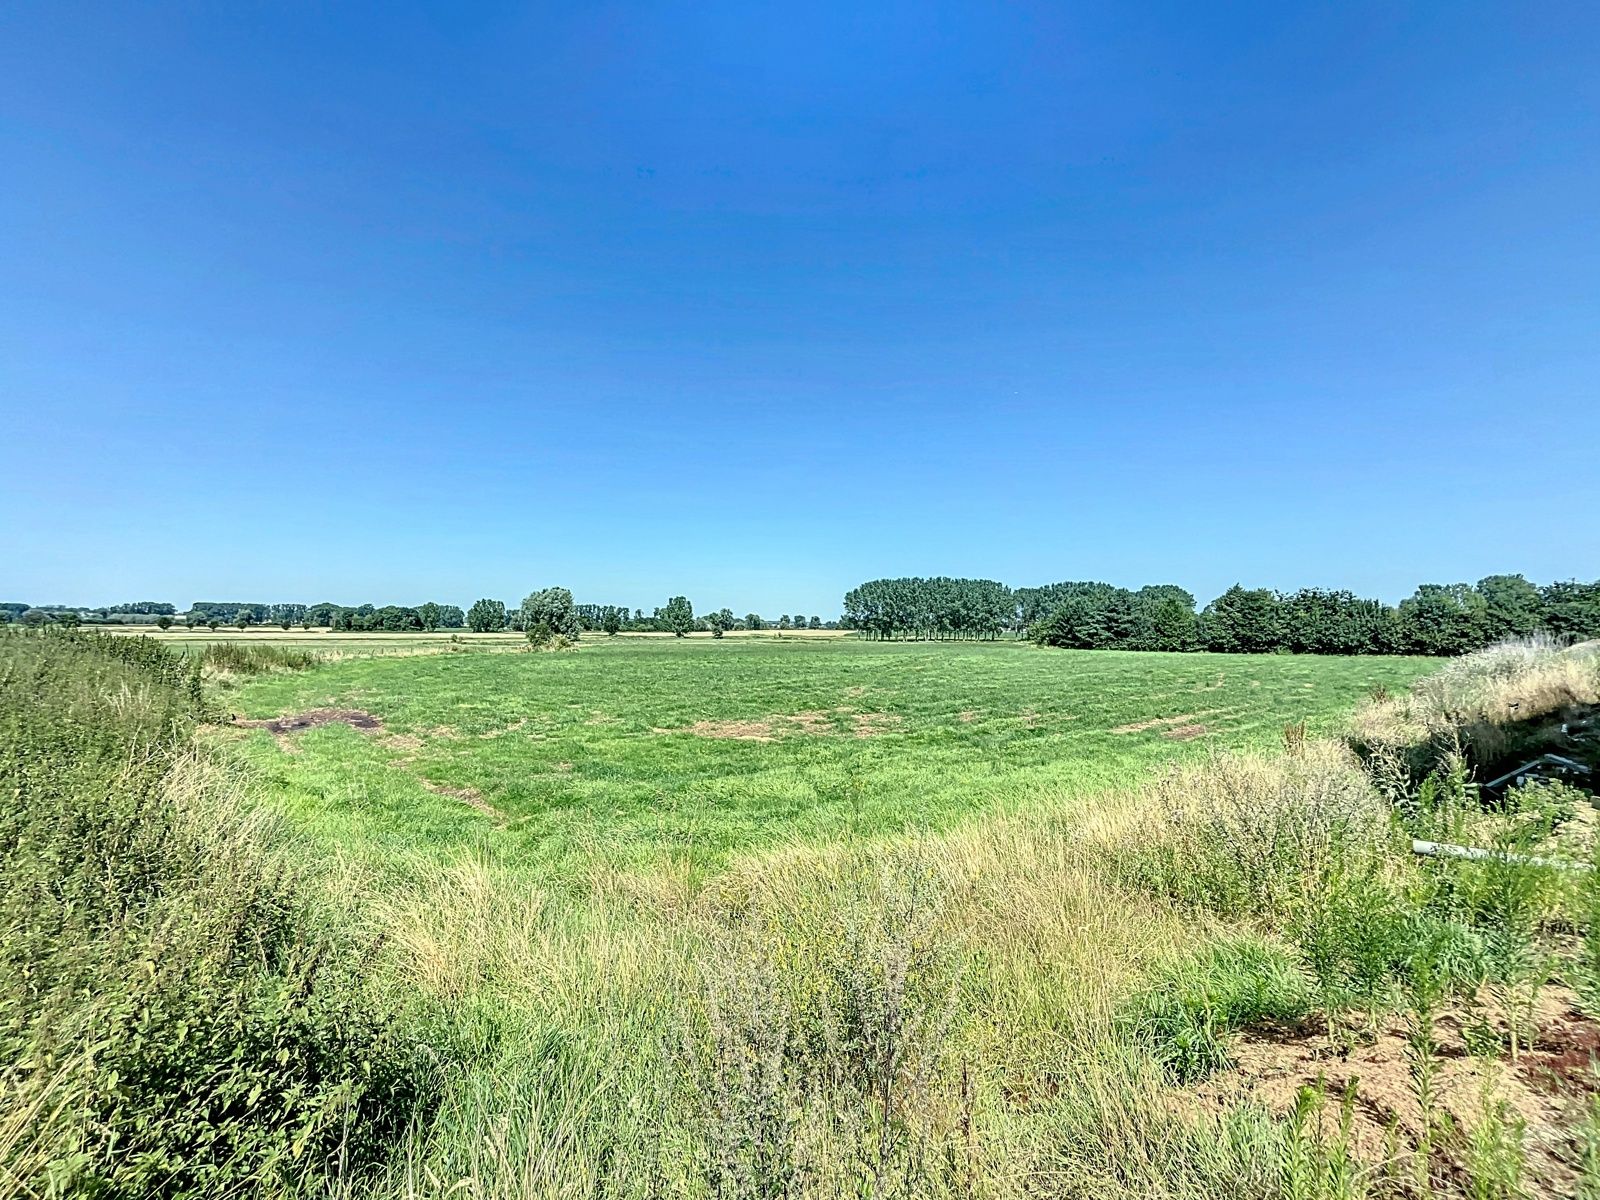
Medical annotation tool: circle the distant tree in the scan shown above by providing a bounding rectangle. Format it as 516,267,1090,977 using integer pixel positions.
661,596,694,637
207,619,221,633
602,606,623,636
1278,588,1394,656
1539,579,1600,642
418,601,443,632
520,588,580,642
109,601,177,616
745,613,765,631
1477,574,1544,641
1199,586,1284,654
1030,584,1135,649
235,612,252,632
268,603,307,627
0,610,11,624
1129,586,1198,652
19,608,49,627
304,602,339,627
152,615,173,630
437,605,466,629
1397,583,1489,656
707,608,736,638
807,616,822,630
778,615,791,630
372,606,422,632
467,598,507,633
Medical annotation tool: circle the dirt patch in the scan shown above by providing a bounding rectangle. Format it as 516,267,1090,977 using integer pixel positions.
668,709,903,741
479,717,528,738
787,710,836,735
235,707,383,736
1194,674,1226,692
957,709,980,723
1162,724,1209,741
1189,987,1596,1195
852,712,903,738
678,718,779,741
1113,708,1229,735
417,778,507,822
385,733,425,752
234,708,386,752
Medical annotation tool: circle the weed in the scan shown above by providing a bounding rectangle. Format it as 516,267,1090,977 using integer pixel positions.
1127,936,1312,1082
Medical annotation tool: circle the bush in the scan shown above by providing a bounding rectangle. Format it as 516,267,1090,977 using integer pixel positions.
0,628,432,1195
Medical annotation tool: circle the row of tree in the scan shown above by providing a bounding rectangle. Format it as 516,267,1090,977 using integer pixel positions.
464,593,830,638
843,577,1022,640
841,575,1600,656
0,596,835,637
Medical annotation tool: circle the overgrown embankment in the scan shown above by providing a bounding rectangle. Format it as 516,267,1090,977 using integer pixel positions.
0,629,434,1197
1350,634,1600,784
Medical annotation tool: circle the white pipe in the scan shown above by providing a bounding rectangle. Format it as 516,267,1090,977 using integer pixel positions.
1410,838,1591,872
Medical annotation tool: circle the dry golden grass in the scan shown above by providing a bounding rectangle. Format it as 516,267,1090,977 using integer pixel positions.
1349,635,1600,765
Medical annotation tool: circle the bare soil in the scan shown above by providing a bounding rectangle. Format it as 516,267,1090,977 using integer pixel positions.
1190,986,1599,1195
234,707,384,735
1113,708,1230,735
666,709,904,741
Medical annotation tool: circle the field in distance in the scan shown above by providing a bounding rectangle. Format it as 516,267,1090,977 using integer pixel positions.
222,637,1435,880
106,624,848,654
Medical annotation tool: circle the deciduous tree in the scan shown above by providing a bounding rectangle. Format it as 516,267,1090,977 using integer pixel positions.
661,596,694,637
520,588,580,641
467,598,507,633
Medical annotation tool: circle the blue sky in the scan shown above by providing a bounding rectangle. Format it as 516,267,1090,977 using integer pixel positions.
2,2,1596,615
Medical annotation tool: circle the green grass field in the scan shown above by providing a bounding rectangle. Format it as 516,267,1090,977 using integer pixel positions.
224,638,1434,880
17,628,1600,1198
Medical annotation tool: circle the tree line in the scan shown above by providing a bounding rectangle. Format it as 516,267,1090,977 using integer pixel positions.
0,596,834,636
468,594,831,637
842,574,1600,655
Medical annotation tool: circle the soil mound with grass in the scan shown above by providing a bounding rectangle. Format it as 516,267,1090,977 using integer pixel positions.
234,707,384,735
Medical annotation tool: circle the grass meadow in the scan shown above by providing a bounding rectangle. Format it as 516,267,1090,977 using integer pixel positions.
219,637,1434,880
9,629,1600,1199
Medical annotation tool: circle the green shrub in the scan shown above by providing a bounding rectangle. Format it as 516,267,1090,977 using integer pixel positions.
0,629,432,1196
1125,936,1312,1082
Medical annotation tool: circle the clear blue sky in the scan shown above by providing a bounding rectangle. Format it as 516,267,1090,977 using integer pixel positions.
3,2,1596,616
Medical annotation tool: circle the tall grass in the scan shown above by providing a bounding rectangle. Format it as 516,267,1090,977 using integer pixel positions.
201,639,321,675
0,630,432,1197
346,708,1598,1198
1350,634,1600,777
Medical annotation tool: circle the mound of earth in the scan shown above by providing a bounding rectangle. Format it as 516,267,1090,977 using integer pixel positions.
233,708,383,735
